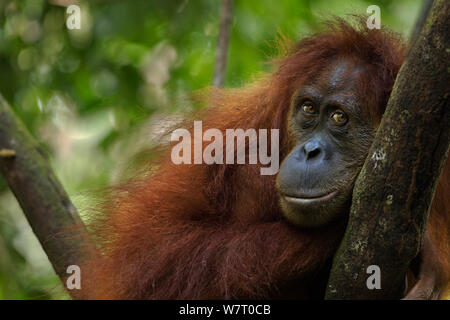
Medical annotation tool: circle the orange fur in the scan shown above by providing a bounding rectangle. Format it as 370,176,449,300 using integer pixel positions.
81,18,449,299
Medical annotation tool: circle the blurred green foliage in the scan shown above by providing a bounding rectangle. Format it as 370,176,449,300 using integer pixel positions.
0,0,422,299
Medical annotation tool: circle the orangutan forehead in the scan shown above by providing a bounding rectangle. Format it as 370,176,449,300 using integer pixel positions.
315,58,365,94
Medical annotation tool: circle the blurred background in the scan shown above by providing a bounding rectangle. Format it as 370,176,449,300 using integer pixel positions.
0,0,423,299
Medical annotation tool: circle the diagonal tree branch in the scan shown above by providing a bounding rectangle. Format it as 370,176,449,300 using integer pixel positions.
0,94,96,299
325,0,450,299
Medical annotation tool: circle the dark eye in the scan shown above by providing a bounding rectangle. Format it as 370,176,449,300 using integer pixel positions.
301,102,317,115
330,110,348,125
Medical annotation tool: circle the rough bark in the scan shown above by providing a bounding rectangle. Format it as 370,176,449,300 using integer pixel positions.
0,94,95,299
325,0,450,299
212,0,233,88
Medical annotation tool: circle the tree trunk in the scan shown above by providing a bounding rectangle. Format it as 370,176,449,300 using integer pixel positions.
325,0,450,299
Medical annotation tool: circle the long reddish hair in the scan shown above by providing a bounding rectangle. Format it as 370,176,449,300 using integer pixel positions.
79,17,449,299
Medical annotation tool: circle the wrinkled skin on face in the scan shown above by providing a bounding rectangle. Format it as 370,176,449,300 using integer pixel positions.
276,58,443,299
277,57,375,227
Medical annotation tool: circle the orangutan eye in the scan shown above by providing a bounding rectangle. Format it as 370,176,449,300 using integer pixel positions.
301,102,317,115
330,110,348,125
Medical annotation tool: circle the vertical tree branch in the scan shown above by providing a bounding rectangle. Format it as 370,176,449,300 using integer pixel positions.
0,94,96,299
325,0,450,299
212,0,234,88
410,0,434,43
